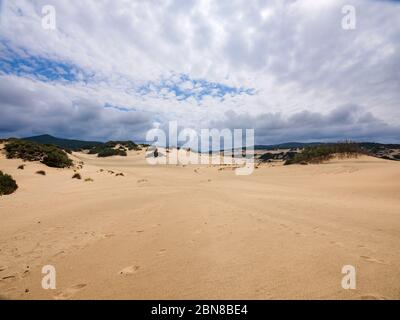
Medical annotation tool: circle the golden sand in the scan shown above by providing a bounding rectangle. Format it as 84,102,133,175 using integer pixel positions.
1,147,400,300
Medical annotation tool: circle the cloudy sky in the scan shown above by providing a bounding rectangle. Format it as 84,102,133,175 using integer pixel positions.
0,0,399,144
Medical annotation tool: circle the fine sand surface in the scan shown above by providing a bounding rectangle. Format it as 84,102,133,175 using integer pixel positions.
1,147,400,300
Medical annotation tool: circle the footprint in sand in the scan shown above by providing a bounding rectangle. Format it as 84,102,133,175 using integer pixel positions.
157,249,167,256
119,265,140,275
53,250,66,257
21,270,30,278
54,284,87,300
330,241,344,247
1,275,16,281
360,256,387,265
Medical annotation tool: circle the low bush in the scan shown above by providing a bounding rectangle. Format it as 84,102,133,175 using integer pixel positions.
105,141,140,151
284,141,364,165
36,170,46,176
97,148,127,157
42,150,73,168
0,171,18,196
72,173,82,180
88,145,105,154
259,152,275,162
18,164,25,170
5,140,72,168
88,140,140,156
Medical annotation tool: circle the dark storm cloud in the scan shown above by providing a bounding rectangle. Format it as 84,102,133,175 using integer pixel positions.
212,105,400,144
0,77,153,141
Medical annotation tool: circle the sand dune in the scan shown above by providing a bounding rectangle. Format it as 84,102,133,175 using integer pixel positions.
1,148,400,300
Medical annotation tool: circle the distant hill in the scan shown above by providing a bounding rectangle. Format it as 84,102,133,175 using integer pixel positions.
255,141,400,162
23,134,103,150
255,141,400,151
359,142,400,150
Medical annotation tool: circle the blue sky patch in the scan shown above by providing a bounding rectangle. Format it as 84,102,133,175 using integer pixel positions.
0,41,86,82
104,103,135,112
0,41,255,101
138,73,256,101
0,55,80,82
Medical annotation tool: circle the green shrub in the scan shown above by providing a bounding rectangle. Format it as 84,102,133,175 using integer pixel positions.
88,141,139,155
105,141,139,151
259,153,275,161
97,148,127,157
72,173,82,180
88,145,105,154
0,171,18,196
42,150,73,168
285,141,364,165
5,140,72,168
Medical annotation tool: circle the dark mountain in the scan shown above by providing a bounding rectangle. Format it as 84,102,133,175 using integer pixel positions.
255,141,400,151
23,134,103,150
359,142,400,150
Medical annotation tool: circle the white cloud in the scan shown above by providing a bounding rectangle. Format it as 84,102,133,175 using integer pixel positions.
0,0,399,143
